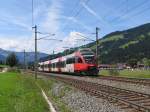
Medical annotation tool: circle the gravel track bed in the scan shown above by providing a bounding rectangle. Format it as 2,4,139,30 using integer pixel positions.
78,77,150,95
49,73,150,95
51,81,126,112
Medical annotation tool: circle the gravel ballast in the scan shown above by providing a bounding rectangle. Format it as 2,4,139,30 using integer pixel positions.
37,73,150,112
49,73,150,95
51,80,126,112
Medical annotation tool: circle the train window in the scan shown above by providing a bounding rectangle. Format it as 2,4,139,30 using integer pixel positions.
81,52,94,56
54,63,57,68
56,62,59,67
55,61,65,67
48,63,51,68
66,57,75,64
62,61,66,67
66,58,70,64
45,64,48,68
75,57,82,63
58,62,61,67
78,58,82,63
41,65,44,68
60,61,66,67
84,56,95,63
52,63,54,68
72,58,75,63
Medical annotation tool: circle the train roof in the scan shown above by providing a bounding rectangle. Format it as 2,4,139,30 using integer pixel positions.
39,48,93,64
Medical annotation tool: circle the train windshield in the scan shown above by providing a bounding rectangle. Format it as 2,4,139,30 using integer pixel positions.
79,48,95,64
83,55,95,63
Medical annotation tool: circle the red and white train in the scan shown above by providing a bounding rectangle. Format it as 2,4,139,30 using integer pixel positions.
38,48,99,75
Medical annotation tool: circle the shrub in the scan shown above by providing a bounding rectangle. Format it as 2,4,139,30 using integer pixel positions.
108,69,120,76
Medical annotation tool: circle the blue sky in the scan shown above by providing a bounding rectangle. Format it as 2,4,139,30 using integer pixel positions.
0,0,150,54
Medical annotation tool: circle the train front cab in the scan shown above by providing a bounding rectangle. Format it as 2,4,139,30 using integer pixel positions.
74,53,99,76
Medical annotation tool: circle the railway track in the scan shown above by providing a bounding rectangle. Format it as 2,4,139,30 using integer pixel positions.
37,73,150,112
98,76,150,86
28,70,150,86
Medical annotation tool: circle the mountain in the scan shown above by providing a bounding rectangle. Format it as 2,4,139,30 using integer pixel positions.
0,48,49,63
88,23,150,64
0,54,5,61
40,23,150,64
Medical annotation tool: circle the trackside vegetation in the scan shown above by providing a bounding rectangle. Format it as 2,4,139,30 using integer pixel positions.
0,72,49,112
36,76,71,112
0,64,8,68
100,69,150,78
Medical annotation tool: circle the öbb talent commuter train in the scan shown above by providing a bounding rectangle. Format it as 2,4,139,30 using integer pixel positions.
38,48,99,75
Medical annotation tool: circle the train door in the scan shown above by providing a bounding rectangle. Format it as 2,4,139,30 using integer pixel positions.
58,58,61,73
66,57,75,73
48,61,51,72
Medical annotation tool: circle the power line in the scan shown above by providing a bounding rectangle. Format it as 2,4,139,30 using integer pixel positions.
62,0,90,32
126,3,150,21
73,0,90,18
110,0,148,23
103,0,127,19
61,0,81,32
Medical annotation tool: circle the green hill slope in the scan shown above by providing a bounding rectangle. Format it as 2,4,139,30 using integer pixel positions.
89,23,150,64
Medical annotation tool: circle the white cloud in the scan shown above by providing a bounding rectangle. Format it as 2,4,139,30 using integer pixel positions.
0,1,91,54
55,31,90,52
0,0,64,54
41,0,62,34
0,35,34,52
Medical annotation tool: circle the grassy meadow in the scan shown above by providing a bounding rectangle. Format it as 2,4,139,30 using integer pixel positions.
0,72,49,112
100,69,150,78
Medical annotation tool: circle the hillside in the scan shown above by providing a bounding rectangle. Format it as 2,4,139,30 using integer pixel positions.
0,48,48,63
41,23,150,64
91,23,150,64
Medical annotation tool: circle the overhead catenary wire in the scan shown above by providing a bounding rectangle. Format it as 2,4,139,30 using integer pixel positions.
62,0,91,32
126,4,150,21
110,0,148,23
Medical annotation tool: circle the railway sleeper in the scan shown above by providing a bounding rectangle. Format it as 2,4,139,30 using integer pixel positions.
139,100,150,104
117,94,135,98
128,96,147,101
121,95,143,99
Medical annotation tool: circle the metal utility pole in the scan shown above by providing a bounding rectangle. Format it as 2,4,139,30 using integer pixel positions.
96,27,99,66
33,25,37,79
24,50,26,70
26,52,28,70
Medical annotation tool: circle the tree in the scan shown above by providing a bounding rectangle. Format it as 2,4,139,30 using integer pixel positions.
0,60,4,64
6,52,18,67
142,58,150,69
127,59,137,68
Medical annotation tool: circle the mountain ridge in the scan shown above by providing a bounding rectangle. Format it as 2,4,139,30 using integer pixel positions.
0,48,49,63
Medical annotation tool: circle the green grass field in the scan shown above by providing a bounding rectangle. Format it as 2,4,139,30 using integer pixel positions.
100,69,150,78
0,64,8,68
0,72,49,112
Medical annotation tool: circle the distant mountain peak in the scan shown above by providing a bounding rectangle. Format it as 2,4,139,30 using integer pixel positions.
0,48,49,63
